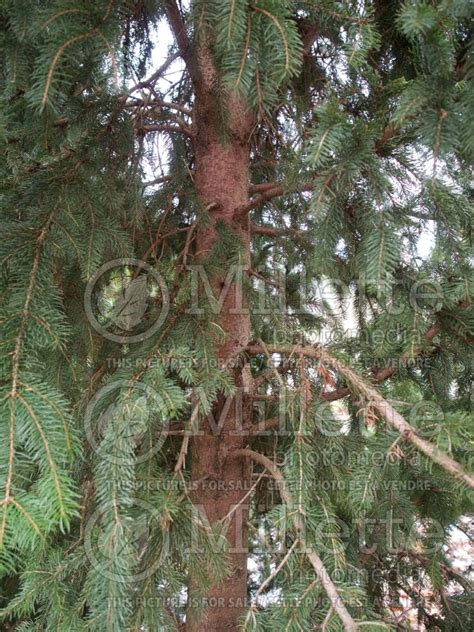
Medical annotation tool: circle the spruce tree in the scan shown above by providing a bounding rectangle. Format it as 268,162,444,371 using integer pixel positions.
0,1,472,631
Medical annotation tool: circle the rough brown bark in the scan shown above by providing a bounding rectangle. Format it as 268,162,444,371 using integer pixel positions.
185,41,255,632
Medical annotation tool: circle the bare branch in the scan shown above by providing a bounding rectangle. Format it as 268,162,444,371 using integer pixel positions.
247,268,282,289
249,182,282,194
123,52,181,100
163,0,193,72
143,175,173,187
174,399,199,473
239,182,314,214
136,123,194,138
127,98,192,116
250,224,305,237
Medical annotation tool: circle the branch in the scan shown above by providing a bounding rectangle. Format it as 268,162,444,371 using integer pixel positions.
136,123,194,138
245,122,402,206
243,537,300,629
42,32,102,108
233,448,359,632
247,268,282,289
250,224,305,237
142,179,305,196
249,182,283,194
249,317,443,403
240,182,314,214
127,97,192,116
318,347,474,490
163,0,193,72
245,344,474,488
143,175,173,187
396,548,473,592
322,323,441,402
1,207,60,544
306,4,368,25
252,365,288,389
122,52,181,101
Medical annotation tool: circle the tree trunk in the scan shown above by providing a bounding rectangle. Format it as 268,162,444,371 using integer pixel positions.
185,58,254,630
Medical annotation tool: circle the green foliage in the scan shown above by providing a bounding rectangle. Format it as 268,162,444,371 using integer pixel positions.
205,0,303,108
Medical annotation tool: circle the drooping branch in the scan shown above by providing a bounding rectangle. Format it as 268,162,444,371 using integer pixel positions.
249,316,446,403
317,347,474,490
232,448,359,632
246,343,474,489
0,206,61,545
